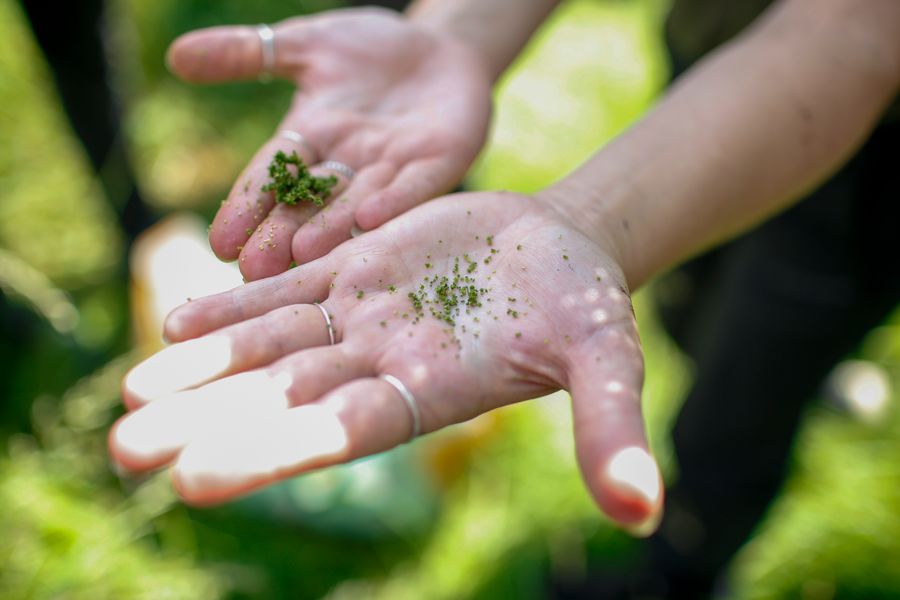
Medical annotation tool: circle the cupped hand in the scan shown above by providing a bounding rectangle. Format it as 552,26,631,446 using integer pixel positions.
111,192,662,533
168,7,492,280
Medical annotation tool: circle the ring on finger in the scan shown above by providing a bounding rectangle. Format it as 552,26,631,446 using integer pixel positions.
279,129,317,160
313,302,335,346
256,24,276,82
380,374,421,441
319,160,356,181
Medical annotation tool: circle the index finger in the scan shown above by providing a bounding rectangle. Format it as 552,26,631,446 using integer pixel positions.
209,131,319,261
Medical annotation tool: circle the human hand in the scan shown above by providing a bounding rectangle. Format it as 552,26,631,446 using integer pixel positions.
111,192,662,533
168,7,492,280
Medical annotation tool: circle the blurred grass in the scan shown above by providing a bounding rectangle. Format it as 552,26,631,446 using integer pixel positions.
0,0,899,598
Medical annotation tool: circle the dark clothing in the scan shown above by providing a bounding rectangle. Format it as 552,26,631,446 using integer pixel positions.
649,118,900,599
555,3,899,599
20,0,155,244
666,0,774,64
648,3,900,598
552,117,900,600
666,0,899,122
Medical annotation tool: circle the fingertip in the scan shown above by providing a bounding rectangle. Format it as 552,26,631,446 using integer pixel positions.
170,463,226,507
605,446,662,507
209,233,243,262
594,446,664,534
164,41,178,76
121,371,144,412
165,30,207,81
623,507,664,538
353,193,387,231
238,251,292,282
108,414,162,474
162,305,192,343
291,223,339,265
208,213,248,262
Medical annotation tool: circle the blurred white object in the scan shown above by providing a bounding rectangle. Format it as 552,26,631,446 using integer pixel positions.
825,360,892,424
130,213,242,355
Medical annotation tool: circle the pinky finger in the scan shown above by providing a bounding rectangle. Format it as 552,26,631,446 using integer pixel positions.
171,377,418,505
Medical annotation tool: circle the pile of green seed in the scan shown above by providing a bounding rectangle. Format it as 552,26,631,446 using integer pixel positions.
262,150,337,207
407,256,490,326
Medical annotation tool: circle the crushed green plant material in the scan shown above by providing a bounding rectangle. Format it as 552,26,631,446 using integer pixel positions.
262,150,337,207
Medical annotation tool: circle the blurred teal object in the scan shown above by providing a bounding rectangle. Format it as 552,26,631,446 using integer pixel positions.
228,443,439,540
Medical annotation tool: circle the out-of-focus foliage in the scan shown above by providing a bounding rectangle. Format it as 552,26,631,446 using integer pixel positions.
731,318,900,599
0,0,121,287
0,356,222,599
1,0,899,598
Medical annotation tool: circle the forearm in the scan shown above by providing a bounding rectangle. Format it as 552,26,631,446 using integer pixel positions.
547,0,900,289
407,0,561,82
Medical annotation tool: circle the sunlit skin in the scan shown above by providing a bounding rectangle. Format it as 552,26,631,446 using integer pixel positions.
167,7,492,280
112,192,663,532
118,0,900,538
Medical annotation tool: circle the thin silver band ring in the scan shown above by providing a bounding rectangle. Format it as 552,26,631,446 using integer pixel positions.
278,129,316,159
318,160,355,181
312,302,335,346
380,374,421,441
256,24,276,82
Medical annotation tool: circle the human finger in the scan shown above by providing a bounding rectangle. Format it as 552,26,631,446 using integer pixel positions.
209,129,326,261
111,343,371,473
290,162,396,264
163,257,338,342
123,302,338,408
166,20,310,83
567,321,663,536
354,156,467,231
170,376,424,505
238,160,356,280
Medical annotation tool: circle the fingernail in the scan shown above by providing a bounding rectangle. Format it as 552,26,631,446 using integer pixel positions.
604,446,662,508
124,335,232,403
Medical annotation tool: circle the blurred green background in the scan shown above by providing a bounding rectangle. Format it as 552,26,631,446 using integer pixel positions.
1,0,899,598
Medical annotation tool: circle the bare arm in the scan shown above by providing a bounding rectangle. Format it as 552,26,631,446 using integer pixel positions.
408,0,562,82
545,0,900,288
110,0,900,531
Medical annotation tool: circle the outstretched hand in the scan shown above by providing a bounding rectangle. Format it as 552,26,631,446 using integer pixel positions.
111,192,662,533
168,7,492,280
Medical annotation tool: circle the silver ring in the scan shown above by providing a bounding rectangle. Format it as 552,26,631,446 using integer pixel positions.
278,129,316,159
319,160,355,181
380,374,421,441
313,302,335,346
256,24,276,82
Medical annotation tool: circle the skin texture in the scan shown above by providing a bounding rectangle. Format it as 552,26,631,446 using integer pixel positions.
112,193,662,530
112,0,900,533
409,0,562,82
168,7,492,280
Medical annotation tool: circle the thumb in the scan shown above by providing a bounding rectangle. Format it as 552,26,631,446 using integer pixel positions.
166,21,306,83
567,322,663,536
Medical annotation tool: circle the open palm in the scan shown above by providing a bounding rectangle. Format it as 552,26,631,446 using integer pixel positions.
112,192,662,532
169,7,492,280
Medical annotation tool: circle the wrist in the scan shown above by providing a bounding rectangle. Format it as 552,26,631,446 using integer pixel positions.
537,169,649,291
406,11,499,84
406,3,498,80
407,0,560,83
